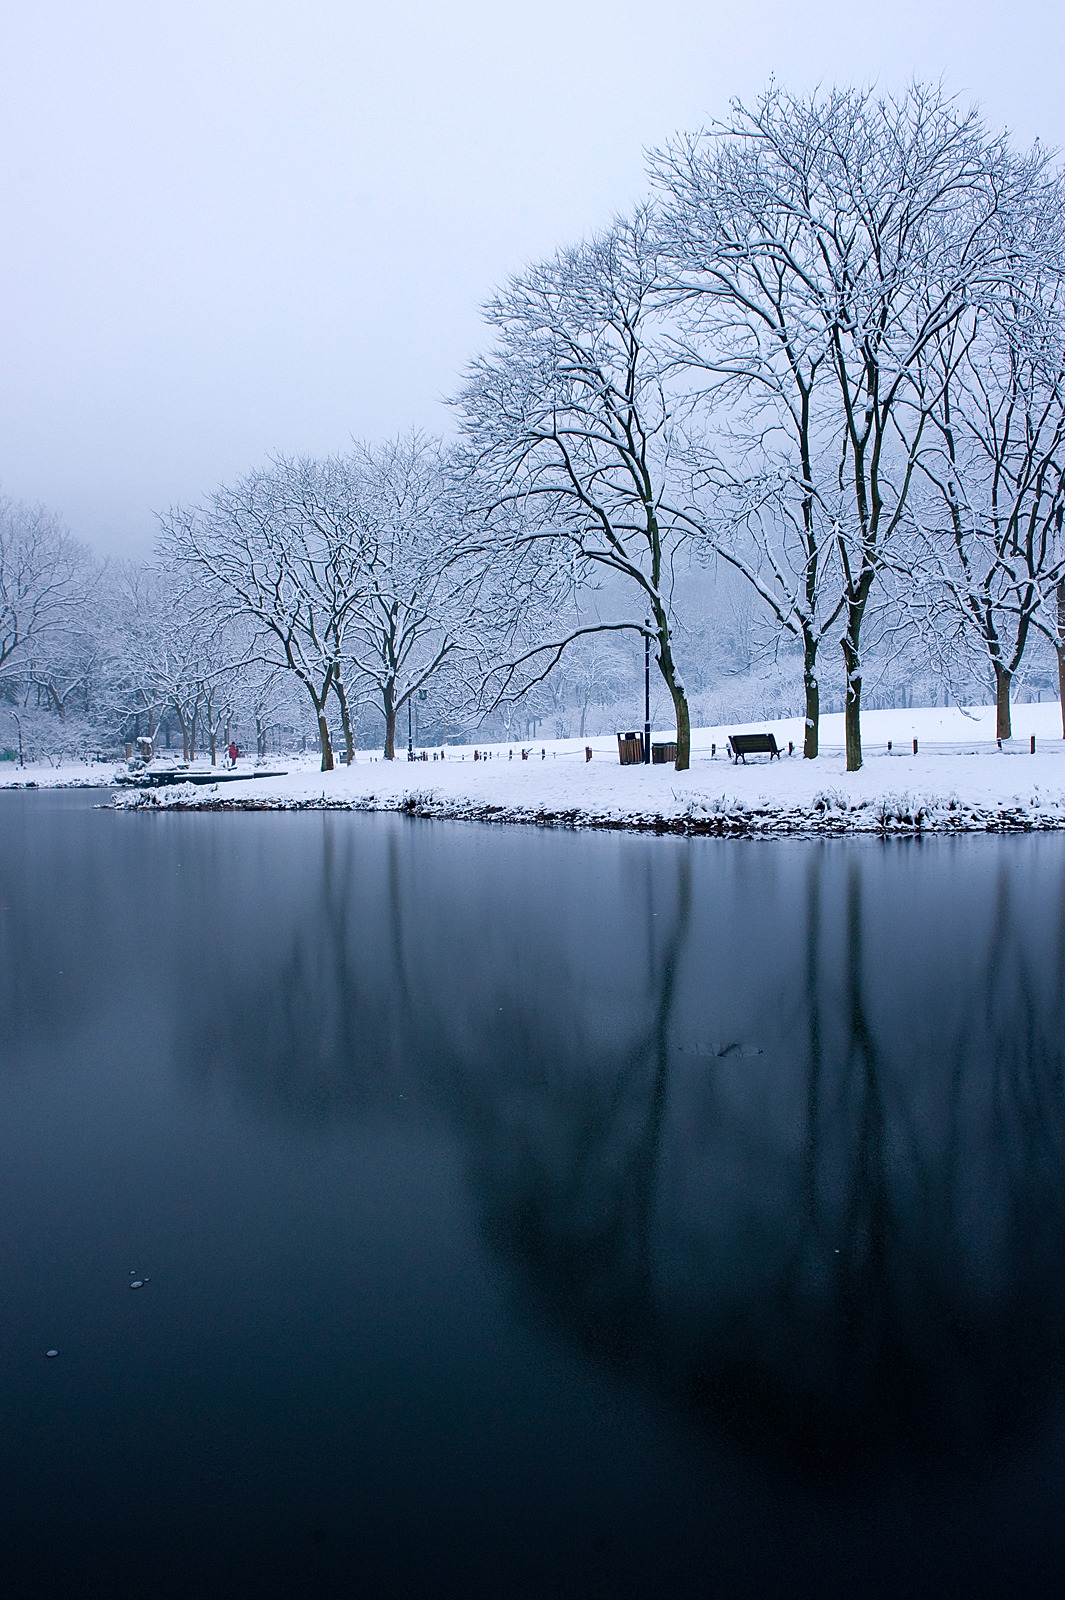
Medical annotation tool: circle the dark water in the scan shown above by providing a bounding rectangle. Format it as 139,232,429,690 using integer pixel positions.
2,792,1065,1599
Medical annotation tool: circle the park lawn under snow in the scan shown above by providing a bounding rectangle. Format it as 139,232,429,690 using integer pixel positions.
106,701,1065,837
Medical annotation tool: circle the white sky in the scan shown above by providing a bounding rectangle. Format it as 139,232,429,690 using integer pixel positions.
2,0,1063,557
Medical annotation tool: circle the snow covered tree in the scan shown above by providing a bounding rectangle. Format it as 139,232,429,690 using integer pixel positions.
334,435,473,760
0,495,95,682
106,563,218,756
650,124,844,757
160,461,369,770
559,629,636,739
652,83,1043,767
161,444,475,766
1044,543,1065,737
456,208,695,769
911,185,1065,739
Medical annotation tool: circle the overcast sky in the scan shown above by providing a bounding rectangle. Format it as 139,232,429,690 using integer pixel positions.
2,0,1063,557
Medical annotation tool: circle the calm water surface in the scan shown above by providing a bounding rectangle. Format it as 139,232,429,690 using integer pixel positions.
2,790,1065,1598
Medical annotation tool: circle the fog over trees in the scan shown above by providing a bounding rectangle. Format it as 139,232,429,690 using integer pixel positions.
4,83,1065,771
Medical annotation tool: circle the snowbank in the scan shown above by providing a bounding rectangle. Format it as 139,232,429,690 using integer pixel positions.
108,703,1065,838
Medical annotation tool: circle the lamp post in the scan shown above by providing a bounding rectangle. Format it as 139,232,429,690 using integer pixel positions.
1056,506,1065,736
407,698,414,760
644,620,651,763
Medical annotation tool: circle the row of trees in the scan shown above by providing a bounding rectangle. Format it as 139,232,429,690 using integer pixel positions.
159,439,483,768
1,444,481,768
455,82,1065,769
5,83,1065,771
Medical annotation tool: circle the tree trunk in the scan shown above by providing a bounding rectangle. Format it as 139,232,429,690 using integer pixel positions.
1057,581,1065,738
383,684,396,760
653,614,690,770
333,677,355,764
994,660,1012,740
669,678,691,771
842,631,862,772
802,634,819,759
317,712,335,771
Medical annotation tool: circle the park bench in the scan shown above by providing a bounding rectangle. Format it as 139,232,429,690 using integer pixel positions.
728,732,782,764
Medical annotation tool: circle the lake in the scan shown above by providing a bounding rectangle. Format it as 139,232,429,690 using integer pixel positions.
2,790,1065,1598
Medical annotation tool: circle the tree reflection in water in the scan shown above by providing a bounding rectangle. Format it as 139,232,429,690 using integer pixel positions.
187,821,1065,1483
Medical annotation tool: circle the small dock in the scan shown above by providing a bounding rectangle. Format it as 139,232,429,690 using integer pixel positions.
114,766,288,789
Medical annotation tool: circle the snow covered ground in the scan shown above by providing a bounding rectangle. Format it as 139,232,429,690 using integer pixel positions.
0,758,122,790
98,701,1065,836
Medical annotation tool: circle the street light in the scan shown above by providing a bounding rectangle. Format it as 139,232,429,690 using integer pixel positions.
644,619,651,763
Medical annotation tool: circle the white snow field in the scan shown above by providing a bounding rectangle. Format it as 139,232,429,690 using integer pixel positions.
100,701,1065,837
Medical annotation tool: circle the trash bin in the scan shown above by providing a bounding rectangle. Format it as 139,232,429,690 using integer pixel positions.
617,732,643,765
651,742,677,764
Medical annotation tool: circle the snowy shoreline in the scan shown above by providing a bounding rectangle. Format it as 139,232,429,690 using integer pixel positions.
91,703,1065,839
113,786,1065,839
8,704,1065,837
